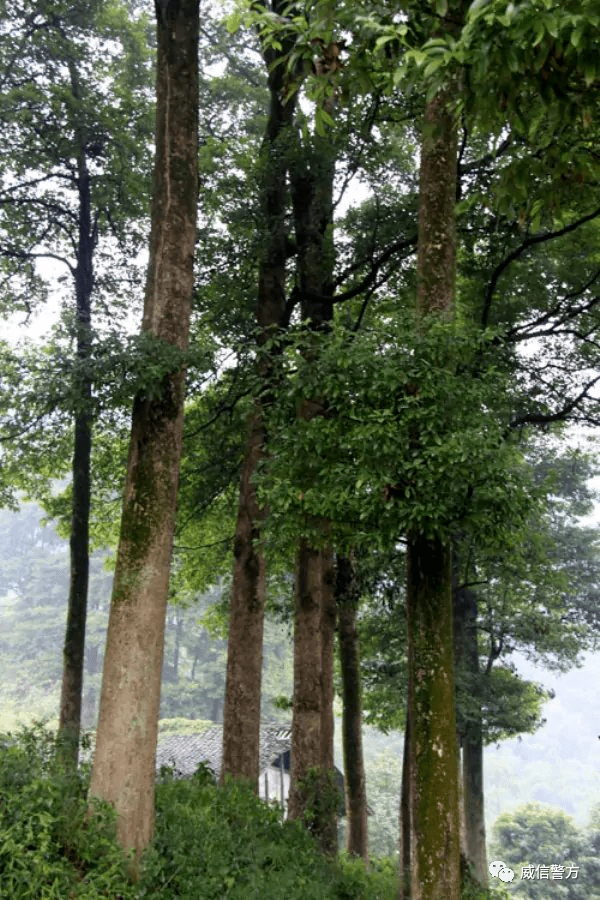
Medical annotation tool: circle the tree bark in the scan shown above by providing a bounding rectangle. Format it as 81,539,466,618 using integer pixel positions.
463,724,487,885
58,61,94,768
288,538,325,815
406,535,461,900
88,0,199,866
399,704,411,900
337,553,369,861
221,4,297,786
453,564,487,885
320,545,338,854
461,591,487,885
406,82,461,900
221,410,266,784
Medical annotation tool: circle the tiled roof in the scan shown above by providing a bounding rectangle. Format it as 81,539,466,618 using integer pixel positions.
156,724,292,779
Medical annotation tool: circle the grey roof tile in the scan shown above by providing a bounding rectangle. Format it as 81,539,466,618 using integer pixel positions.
156,724,292,779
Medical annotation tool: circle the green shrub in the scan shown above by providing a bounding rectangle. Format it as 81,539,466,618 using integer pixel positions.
141,774,400,899
140,773,341,899
334,854,399,899
0,723,425,900
157,717,213,735
0,723,135,900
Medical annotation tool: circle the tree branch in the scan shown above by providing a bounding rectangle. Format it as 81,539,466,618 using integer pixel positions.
482,205,600,327
510,374,600,429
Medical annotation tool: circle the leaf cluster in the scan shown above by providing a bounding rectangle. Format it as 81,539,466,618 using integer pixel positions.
256,316,533,554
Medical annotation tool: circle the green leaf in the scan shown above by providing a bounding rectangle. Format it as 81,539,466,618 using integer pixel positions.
570,27,583,49
225,10,241,34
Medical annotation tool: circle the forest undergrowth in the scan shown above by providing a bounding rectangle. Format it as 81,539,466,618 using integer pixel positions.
0,725,502,900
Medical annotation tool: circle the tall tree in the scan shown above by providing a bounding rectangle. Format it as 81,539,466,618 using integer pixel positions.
221,1,297,786
0,0,152,764
286,34,340,853
405,55,462,900
88,0,199,864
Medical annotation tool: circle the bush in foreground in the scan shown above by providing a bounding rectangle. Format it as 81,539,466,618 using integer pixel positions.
142,766,398,899
0,726,397,899
0,723,136,899
0,725,503,899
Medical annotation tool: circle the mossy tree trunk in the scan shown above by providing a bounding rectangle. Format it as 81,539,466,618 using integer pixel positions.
406,82,461,900
221,7,297,785
337,554,369,861
406,536,460,900
88,0,199,866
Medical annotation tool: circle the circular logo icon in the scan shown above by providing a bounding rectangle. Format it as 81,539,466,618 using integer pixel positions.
489,860,506,877
489,860,515,882
499,866,515,882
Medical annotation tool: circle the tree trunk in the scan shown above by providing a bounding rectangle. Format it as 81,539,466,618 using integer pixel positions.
406,535,460,900
399,704,411,900
88,0,199,866
287,55,337,851
221,1,297,787
406,79,461,900
453,563,487,885
460,589,487,885
463,725,487,885
337,554,368,861
320,545,338,854
173,611,183,680
288,539,324,809
287,541,337,851
221,410,266,784
58,64,94,768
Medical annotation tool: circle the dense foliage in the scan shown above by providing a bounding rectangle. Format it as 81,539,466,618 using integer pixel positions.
0,726,401,900
491,802,600,899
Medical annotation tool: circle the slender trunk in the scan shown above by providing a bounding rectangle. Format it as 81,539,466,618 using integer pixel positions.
463,726,486,885
173,611,182,680
399,704,411,899
406,536,460,900
320,545,337,854
58,64,94,767
221,3,297,786
453,566,487,885
58,375,91,767
88,0,199,865
458,746,467,860
462,591,487,885
405,65,461,899
221,410,266,783
337,554,368,861
452,573,468,862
